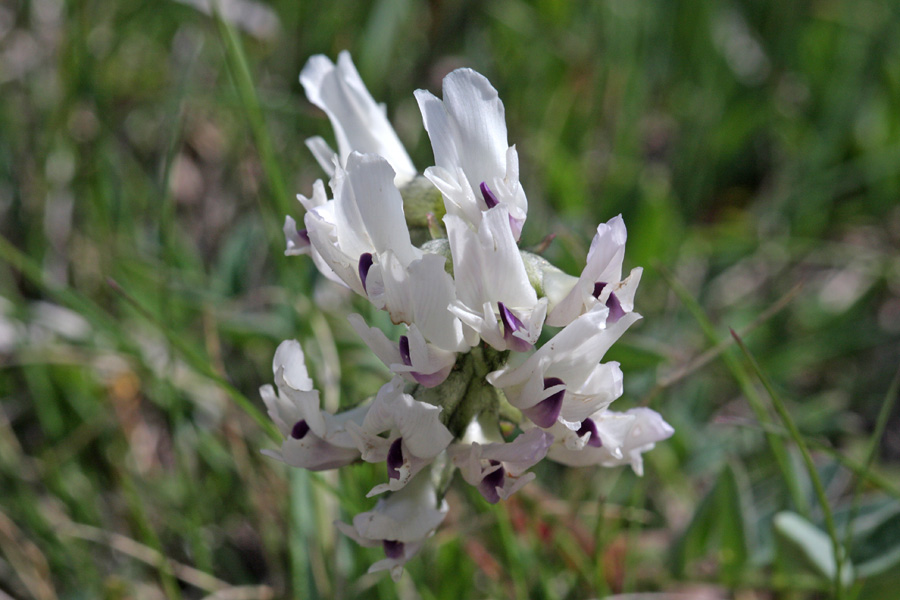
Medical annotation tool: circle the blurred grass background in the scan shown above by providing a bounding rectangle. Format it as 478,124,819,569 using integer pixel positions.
1,0,900,598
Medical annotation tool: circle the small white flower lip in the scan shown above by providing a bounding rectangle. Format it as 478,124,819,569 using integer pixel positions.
347,316,457,388
444,205,544,350
300,151,428,315
345,378,453,496
487,306,641,427
282,215,311,256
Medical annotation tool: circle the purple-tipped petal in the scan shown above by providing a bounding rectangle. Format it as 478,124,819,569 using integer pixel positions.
481,183,524,236
383,539,405,559
398,335,412,366
387,437,404,480
543,376,565,391
480,182,499,209
290,419,310,440
523,378,565,428
498,302,532,352
409,369,450,388
577,418,603,448
358,253,374,294
297,229,310,245
605,292,625,323
593,281,625,323
478,460,505,504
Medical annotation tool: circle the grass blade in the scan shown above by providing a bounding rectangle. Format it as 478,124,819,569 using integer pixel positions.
107,278,279,442
730,328,847,599
212,5,291,223
657,265,809,515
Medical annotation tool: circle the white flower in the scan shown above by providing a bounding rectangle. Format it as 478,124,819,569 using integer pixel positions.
415,68,527,238
300,51,416,186
487,305,641,429
450,423,553,503
349,315,458,388
547,407,674,476
299,152,420,303
260,340,363,470
335,471,448,581
445,205,546,351
546,215,643,327
347,378,453,496
298,151,469,352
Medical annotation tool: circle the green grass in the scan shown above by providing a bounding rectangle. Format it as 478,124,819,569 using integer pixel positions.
2,0,900,598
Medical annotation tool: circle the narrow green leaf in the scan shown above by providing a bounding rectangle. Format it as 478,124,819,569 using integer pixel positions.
657,265,809,515
212,6,292,221
843,363,900,564
671,463,749,584
732,329,849,599
289,468,319,600
852,508,900,579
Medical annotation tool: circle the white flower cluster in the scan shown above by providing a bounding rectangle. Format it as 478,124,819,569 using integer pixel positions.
262,51,674,580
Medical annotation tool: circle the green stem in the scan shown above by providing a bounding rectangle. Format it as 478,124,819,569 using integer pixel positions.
731,329,845,600
843,362,900,600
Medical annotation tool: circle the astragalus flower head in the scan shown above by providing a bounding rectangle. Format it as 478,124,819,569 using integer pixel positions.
260,51,672,580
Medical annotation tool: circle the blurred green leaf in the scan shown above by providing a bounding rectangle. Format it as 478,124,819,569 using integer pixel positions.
774,511,855,587
671,463,749,584
852,507,900,579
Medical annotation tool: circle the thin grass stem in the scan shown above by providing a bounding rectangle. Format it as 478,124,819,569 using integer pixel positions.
657,265,809,515
731,329,846,600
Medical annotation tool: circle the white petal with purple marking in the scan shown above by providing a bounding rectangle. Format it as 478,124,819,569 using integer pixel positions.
547,215,643,327
487,305,640,427
416,68,527,236
445,206,544,350
335,473,447,580
547,408,674,475
261,340,366,471
451,423,553,503
346,378,452,495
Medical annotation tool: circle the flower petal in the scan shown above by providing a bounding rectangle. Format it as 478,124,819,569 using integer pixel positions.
300,52,416,185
